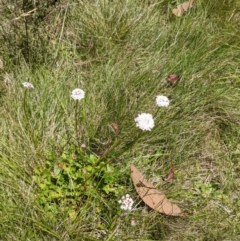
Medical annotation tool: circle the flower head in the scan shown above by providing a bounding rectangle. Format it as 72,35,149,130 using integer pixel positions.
71,88,85,100
135,113,154,131
118,194,134,211
22,82,34,89
156,95,170,107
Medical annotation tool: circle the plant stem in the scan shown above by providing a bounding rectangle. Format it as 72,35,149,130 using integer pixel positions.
83,131,143,186
75,100,81,142
22,0,30,63
23,89,37,148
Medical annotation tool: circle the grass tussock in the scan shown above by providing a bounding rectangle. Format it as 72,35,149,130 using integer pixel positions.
1,0,240,240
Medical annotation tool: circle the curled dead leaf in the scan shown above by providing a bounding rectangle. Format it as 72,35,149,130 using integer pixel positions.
162,165,174,182
167,74,180,85
80,143,87,148
131,163,182,216
172,0,194,17
57,163,64,169
111,122,119,133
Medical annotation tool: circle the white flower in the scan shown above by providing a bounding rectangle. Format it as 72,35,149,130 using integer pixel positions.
118,194,134,211
156,95,170,107
71,88,85,100
22,82,34,89
135,113,154,131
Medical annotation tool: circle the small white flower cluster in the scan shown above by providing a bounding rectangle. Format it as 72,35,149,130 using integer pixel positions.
135,113,154,131
22,82,34,89
71,88,85,100
118,194,134,211
134,95,169,131
156,95,169,107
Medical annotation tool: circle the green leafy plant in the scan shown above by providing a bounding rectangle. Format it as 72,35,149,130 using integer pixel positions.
33,145,123,215
193,180,228,201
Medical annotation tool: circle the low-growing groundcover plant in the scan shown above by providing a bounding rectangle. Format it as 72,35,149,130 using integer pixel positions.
1,0,240,240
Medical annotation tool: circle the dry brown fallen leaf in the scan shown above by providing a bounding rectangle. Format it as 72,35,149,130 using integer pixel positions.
111,122,119,133
162,165,175,182
131,163,182,216
172,0,194,17
167,74,180,85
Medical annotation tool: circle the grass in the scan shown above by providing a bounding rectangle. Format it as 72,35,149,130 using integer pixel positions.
1,0,240,240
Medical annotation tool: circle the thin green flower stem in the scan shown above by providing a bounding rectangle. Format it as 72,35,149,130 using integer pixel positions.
108,134,142,160
23,89,38,148
99,125,145,160
82,131,144,186
75,100,80,142
153,107,162,119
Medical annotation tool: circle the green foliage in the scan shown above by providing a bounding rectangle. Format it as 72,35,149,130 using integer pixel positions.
33,145,123,216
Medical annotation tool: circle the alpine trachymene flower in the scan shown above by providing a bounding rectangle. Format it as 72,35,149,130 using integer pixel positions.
156,95,170,107
71,88,85,100
118,194,134,211
135,113,154,131
22,82,34,89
